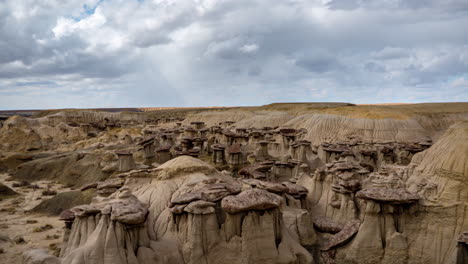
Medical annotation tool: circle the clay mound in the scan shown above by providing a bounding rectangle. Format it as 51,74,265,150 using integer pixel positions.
1,115,40,128
234,111,293,128
408,120,468,204
154,155,217,179
0,183,18,198
414,112,468,141
13,152,107,187
183,110,256,126
0,110,158,153
0,152,58,172
32,189,95,215
411,120,468,178
285,113,429,144
0,116,43,152
0,115,87,152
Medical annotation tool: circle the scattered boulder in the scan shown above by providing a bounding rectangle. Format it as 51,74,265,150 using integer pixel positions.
0,233,10,243
14,236,26,244
32,189,95,215
22,249,60,264
321,220,361,251
0,183,17,198
312,216,344,234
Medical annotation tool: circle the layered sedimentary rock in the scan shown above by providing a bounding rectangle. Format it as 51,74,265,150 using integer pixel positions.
402,121,468,264
0,111,152,153
286,114,435,144
298,121,468,264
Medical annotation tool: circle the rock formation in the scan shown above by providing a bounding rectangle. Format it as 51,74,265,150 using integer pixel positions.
53,156,315,264
115,150,136,172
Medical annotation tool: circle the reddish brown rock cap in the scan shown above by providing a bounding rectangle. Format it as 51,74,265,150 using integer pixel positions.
221,188,282,214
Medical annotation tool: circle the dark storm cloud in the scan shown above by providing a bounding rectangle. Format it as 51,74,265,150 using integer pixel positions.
372,47,408,60
295,54,342,73
0,0,467,109
328,0,468,11
364,62,385,73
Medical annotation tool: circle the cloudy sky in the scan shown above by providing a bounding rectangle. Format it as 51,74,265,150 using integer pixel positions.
0,0,467,109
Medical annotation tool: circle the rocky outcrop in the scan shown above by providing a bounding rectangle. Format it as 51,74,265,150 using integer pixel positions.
2,105,466,264
55,156,315,264
59,188,148,263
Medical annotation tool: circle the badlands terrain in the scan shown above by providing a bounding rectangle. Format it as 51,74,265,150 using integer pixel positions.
0,102,467,264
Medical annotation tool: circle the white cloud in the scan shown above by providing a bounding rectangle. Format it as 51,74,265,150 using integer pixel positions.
450,77,468,88
239,44,259,54
53,8,107,39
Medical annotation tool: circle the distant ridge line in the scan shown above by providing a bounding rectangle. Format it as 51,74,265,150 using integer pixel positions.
0,106,230,113
138,106,230,112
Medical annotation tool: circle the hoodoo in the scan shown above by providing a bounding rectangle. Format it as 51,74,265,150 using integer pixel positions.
115,150,136,172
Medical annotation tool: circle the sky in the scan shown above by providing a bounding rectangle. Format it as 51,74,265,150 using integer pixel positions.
0,0,467,110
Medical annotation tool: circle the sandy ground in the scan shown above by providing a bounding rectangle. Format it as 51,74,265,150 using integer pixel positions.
0,173,72,263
